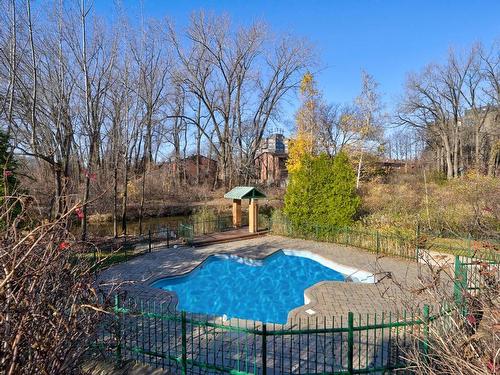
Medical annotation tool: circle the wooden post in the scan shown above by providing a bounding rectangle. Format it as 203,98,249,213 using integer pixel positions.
232,199,242,228
249,198,259,233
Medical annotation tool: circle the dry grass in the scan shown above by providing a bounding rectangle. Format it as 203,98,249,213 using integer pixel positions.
360,172,500,240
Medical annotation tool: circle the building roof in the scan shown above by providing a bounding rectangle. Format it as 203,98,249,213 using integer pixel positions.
224,186,267,200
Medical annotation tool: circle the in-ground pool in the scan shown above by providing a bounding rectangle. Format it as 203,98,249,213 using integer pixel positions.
151,250,373,323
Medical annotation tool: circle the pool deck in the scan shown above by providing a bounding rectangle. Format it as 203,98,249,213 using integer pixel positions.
190,227,269,247
98,235,454,323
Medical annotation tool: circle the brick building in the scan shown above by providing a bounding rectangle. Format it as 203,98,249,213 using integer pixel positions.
255,133,289,186
164,154,218,185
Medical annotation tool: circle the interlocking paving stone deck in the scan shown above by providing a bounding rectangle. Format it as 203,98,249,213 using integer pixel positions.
97,235,453,374
99,235,449,319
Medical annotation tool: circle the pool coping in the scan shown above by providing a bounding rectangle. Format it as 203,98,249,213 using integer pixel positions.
99,235,439,328
147,248,376,326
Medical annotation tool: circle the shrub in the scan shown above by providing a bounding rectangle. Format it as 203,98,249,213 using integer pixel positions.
0,130,20,224
284,151,360,227
0,201,104,374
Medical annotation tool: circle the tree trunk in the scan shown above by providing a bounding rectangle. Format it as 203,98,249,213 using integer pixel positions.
138,163,146,235
80,139,94,241
442,135,453,179
452,126,459,178
356,152,363,189
54,168,62,219
113,162,118,238
121,159,129,236
487,140,499,177
475,126,481,171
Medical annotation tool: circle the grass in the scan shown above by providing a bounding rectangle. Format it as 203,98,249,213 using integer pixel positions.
77,249,145,271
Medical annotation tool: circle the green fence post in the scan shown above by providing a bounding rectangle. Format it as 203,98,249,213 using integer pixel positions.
454,255,468,316
454,255,461,306
181,311,187,374
261,323,267,375
376,231,380,255
347,312,354,374
114,295,122,367
423,305,430,358
148,229,152,253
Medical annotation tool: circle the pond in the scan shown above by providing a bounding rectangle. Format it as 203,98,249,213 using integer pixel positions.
86,216,188,237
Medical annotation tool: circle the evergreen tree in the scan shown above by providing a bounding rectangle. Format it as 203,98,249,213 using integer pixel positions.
1,130,18,213
284,151,360,227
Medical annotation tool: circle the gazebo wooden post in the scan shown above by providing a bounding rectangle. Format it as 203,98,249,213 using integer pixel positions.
224,187,266,233
232,199,242,228
249,198,259,233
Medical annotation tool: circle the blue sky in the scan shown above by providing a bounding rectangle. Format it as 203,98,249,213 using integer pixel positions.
95,0,500,118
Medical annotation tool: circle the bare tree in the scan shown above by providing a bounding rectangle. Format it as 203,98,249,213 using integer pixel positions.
398,51,473,179
354,70,384,188
480,43,500,176
170,12,312,186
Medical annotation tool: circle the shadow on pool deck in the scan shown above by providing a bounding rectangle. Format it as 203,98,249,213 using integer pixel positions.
98,234,452,322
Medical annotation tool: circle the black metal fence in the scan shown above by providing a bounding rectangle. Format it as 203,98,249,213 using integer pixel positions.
93,252,499,374
95,295,449,375
179,214,270,245
270,216,500,262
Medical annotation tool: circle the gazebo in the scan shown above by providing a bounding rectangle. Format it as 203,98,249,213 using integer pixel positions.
224,186,266,233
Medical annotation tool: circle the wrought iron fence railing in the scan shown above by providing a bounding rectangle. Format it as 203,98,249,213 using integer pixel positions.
92,242,498,374
86,214,273,267
269,216,500,262
95,295,453,375
178,214,270,245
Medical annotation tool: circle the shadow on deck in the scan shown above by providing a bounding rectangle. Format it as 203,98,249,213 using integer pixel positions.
191,226,269,247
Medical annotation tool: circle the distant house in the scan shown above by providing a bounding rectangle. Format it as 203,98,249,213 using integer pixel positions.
164,154,218,185
255,133,289,187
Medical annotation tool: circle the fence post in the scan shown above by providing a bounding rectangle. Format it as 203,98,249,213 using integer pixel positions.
114,295,122,367
376,231,380,255
454,255,468,316
422,304,430,358
166,227,170,248
181,311,187,375
261,323,267,375
454,255,461,306
347,311,354,374
148,229,152,253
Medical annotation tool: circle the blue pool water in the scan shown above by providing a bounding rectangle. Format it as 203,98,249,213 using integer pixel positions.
151,251,346,323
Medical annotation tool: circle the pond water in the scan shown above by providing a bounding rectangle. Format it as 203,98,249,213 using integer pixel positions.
86,216,188,237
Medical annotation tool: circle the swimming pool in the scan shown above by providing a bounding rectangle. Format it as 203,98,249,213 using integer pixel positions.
151,250,373,323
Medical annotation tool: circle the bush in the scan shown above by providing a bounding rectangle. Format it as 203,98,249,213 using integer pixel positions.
360,172,500,240
284,151,360,227
0,201,104,374
0,130,20,224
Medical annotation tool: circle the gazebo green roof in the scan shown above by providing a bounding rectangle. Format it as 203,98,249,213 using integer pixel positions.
224,186,266,200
